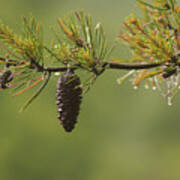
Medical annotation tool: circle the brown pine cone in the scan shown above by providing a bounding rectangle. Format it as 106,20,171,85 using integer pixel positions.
56,69,82,132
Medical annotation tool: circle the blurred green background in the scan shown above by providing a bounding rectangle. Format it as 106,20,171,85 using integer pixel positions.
1,0,180,180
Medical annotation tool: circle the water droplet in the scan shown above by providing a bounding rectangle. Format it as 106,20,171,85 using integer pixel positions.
54,72,61,76
167,80,171,89
133,86,138,90
168,97,172,106
95,23,101,30
173,82,178,86
144,84,149,89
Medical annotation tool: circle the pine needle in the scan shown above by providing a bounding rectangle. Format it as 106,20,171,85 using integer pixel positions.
19,72,51,112
12,76,43,97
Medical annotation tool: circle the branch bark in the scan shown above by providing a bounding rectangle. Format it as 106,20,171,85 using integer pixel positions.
0,57,163,74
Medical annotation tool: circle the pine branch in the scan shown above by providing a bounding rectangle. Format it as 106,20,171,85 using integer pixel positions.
108,62,163,70
0,1,179,132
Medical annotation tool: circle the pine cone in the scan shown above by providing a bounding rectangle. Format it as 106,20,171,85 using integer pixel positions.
0,70,13,89
56,69,82,132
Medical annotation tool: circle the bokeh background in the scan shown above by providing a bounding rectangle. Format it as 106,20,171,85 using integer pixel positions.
0,0,180,179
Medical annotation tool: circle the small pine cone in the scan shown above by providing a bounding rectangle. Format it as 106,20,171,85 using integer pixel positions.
56,69,82,132
0,70,13,89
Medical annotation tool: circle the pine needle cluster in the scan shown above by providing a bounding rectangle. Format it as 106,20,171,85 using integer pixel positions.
118,0,180,105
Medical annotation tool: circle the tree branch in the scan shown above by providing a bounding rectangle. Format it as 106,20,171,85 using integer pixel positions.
0,57,163,74
108,62,162,70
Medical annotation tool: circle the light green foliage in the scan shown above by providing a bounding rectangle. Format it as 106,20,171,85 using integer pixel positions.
53,11,111,71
